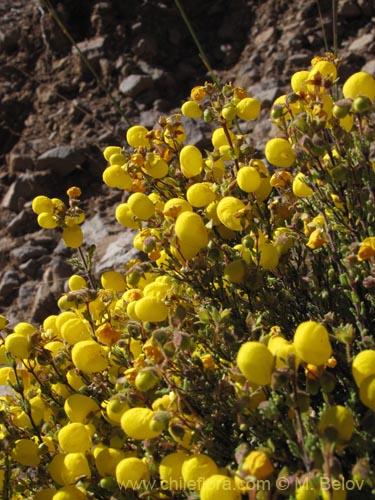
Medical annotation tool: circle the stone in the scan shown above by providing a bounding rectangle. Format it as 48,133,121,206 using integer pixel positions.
95,231,139,274
349,33,374,53
339,0,362,18
10,244,49,265
7,153,34,174
17,282,38,312
247,81,280,108
0,27,19,52
0,269,20,301
35,146,86,175
73,36,107,56
30,269,60,324
119,74,153,97
361,59,375,76
6,209,38,237
1,174,40,212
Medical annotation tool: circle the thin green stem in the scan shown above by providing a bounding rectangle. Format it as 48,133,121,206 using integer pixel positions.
174,0,220,85
78,246,97,290
40,0,131,125
332,0,338,58
315,0,329,53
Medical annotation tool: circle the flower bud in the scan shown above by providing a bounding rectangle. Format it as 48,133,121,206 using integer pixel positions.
352,95,372,113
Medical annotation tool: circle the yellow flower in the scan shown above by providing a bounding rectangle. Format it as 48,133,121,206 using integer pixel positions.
343,71,375,101
294,321,332,366
357,237,375,261
306,228,327,250
190,85,206,101
67,186,82,199
242,450,274,479
265,138,295,168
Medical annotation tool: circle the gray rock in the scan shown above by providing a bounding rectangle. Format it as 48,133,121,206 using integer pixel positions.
1,174,40,212
0,270,20,300
19,257,49,278
10,245,49,265
349,33,374,53
362,59,375,76
30,272,59,324
7,209,38,237
17,282,39,313
95,231,139,274
247,81,280,108
7,153,34,174
35,146,85,175
73,36,107,56
181,117,211,150
119,74,153,97
82,213,111,245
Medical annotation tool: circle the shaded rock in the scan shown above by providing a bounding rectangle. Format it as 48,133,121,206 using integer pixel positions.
339,0,362,18
1,174,40,212
7,153,34,174
10,244,49,265
0,26,19,52
119,74,154,97
30,271,59,324
35,146,86,175
17,282,39,313
0,269,20,301
181,117,211,150
19,256,50,279
6,209,39,237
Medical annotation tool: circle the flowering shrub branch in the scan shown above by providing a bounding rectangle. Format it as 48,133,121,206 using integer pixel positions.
1,54,375,500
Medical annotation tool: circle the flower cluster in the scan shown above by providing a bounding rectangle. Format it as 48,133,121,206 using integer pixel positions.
31,187,85,248
1,55,375,500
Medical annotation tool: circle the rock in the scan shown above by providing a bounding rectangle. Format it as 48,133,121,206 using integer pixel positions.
17,282,39,313
119,74,153,97
95,231,139,274
82,213,111,245
73,36,107,58
10,244,49,265
30,269,59,323
35,84,59,106
181,117,211,149
7,152,34,174
0,26,19,52
132,35,158,60
1,174,40,212
247,81,280,108
348,33,374,53
7,209,38,237
0,269,20,301
254,27,275,47
19,256,50,279
339,0,362,18
35,146,86,175
361,59,375,75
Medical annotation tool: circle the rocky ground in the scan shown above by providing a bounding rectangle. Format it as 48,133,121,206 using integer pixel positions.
0,0,374,325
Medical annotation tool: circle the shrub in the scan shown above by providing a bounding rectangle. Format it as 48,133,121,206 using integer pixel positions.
1,54,375,499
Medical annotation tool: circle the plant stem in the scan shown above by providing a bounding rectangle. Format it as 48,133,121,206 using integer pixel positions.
332,0,338,58
315,0,329,53
78,246,97,289
174,0,220,85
